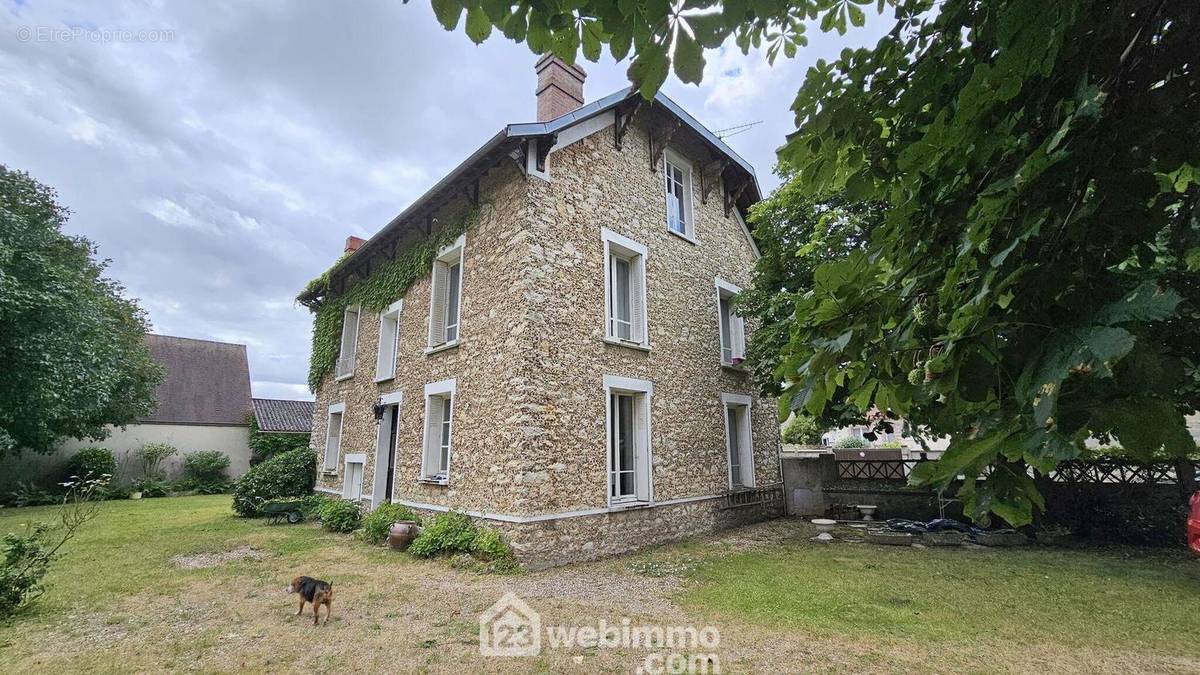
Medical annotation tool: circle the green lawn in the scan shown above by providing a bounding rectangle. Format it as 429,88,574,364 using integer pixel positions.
681,542,1200,655
1,496,1198,673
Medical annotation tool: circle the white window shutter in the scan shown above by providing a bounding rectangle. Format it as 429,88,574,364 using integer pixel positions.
732,315,747,361
342,309,359,357
423,397,442,477
634,395,651,502
376,316,395,379
429,262,448,345
630,256,645,344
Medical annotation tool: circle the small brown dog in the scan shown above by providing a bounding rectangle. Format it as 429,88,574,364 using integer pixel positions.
287,576,334,626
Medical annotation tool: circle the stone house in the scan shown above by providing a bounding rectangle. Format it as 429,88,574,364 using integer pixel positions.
300,56,782,567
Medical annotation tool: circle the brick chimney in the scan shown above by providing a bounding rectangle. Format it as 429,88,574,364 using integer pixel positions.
344,235,365,254
535,54,586,122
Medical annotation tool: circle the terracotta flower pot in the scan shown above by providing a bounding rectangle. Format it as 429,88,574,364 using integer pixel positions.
387,521,420,551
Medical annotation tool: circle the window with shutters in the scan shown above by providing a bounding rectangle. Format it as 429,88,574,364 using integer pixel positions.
323,403,345,472
343,453,366,500
427,234,465,352
601,228,649,349
375,300,403,382
335,306,360,379
421,379,456,483
663,149,695,241
604,375,653,505
715,279,746,366
721,393,755,489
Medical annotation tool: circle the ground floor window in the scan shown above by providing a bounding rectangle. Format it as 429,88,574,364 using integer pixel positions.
422,379,456,483
343,454,365,501
721,393,755,489
604,375,653,505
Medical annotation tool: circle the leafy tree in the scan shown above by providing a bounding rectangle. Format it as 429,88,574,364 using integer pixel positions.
781,413,826,446
442,0,1200,525
0,166,163,457
740,180,881,400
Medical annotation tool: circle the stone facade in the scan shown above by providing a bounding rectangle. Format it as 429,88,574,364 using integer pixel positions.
310,107,781,566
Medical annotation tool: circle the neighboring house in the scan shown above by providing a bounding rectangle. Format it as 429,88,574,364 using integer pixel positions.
300,56,781,567
45,334,254,482
252,398,315,435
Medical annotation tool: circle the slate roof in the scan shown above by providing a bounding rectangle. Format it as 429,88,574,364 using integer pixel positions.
299,87,760,306
252,398,315,434
140,334,253,426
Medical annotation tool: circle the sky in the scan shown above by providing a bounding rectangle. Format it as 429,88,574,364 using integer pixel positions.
0,1,892,401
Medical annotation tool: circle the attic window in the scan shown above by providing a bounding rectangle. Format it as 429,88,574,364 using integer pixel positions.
664,149,694,241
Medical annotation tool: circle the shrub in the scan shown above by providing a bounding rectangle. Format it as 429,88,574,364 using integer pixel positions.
183,451,231,483
408,512,477,558
248,415,312,465
65,447,116,481
299,493,331,519
472,528,517,570
137,442,178,478
781,415,825,446
1,477,104,616
132,476,169,498
230,447,316,517
319,499,362,533
834,435,870,449
362,504,421,545
5,482,59,508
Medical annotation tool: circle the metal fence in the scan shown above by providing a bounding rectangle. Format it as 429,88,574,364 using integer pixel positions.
834,457,1197,486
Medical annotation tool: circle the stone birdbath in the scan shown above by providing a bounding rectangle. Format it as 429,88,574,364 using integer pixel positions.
811,518,838,542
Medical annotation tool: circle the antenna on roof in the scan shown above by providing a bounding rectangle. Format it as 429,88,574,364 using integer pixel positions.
714,120,762,140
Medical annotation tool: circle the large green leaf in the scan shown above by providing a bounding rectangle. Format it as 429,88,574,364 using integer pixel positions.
1093,281,1182,325
1023,327,1136,427
673,27,706,84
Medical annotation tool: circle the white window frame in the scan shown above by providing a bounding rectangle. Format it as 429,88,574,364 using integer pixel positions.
715,278,747,366
375,299,404,382
323,402,345,472
335,306,361,380
426,234,465,353
420,379,457,483
720,393,755,489
663,148,696,243
343,453,366,501
371,390,403,507
603,375,654,507
601,228,650,349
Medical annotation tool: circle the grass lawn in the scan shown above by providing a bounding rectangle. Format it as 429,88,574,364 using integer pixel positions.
0,496,1197,673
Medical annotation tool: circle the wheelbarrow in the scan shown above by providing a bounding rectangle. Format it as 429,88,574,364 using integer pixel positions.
262,500,305,525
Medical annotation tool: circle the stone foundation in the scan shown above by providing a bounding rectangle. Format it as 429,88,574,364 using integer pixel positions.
408,494,783,570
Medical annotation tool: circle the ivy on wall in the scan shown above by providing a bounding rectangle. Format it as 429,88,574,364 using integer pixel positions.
297,207,480,391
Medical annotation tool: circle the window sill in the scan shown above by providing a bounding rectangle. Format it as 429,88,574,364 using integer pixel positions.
334,372,354,382
666,228,696,245
721,362,748,373
373,373,395,384
417,478,449,487
321,469,339,478
424,340,460,356
602,337,651,353
608,500,651,511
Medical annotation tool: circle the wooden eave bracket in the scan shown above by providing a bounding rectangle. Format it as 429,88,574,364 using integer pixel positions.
613,98,644,150
535,134,556,172
724,178,748,218
700,160,728,205
648,118,681,173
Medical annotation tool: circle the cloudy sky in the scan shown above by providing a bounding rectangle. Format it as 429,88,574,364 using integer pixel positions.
1,1,891,400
